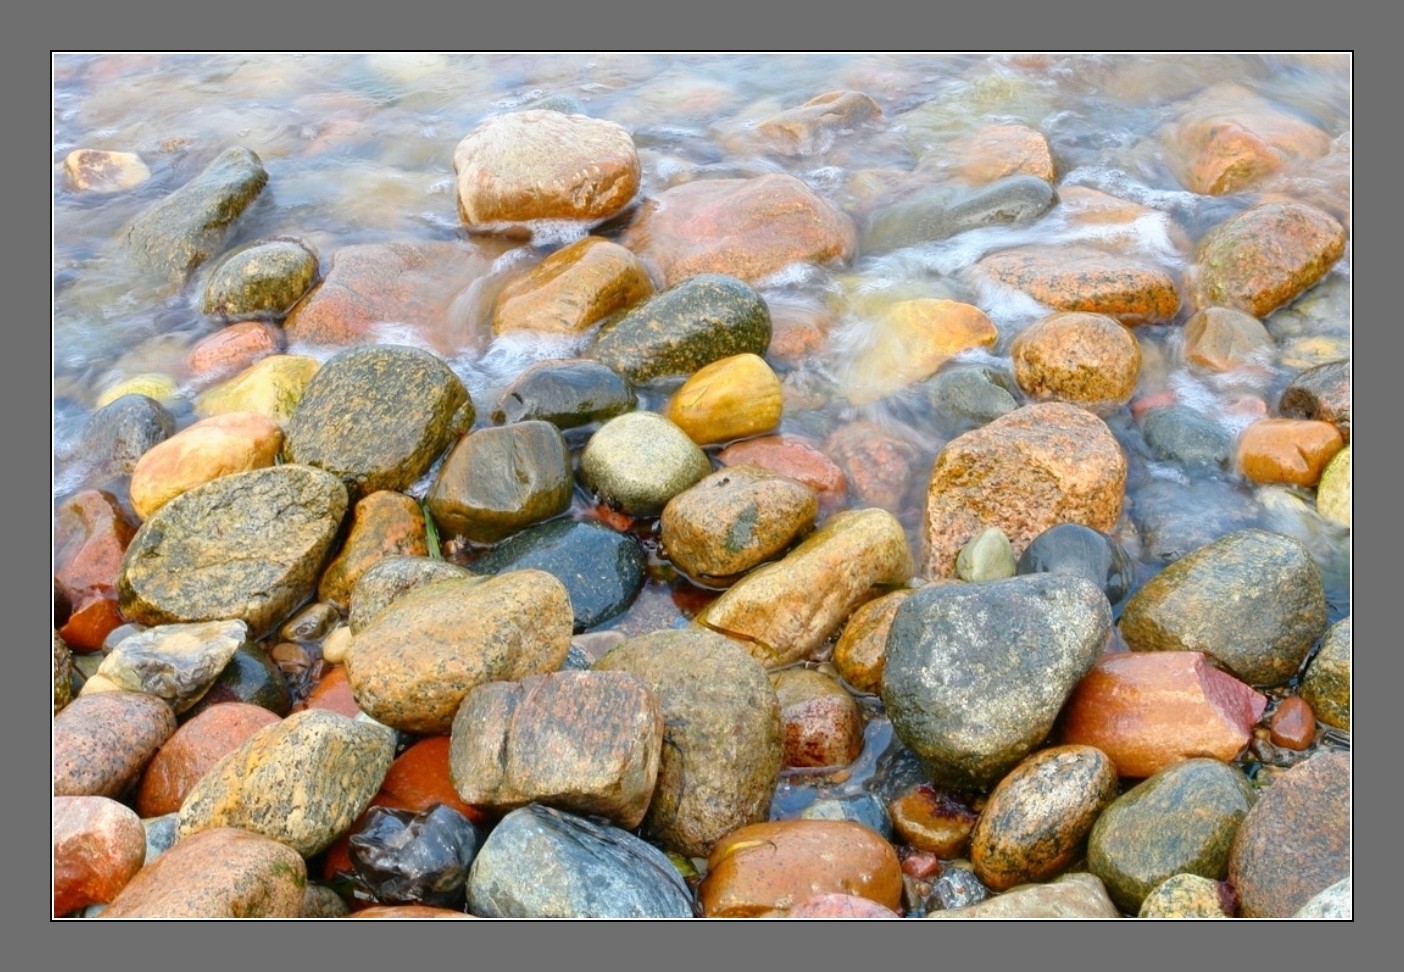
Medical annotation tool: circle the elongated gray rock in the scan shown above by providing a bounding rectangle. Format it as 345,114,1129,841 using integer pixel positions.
117,465,347,638
864,174,1055,255
881,573,1111,789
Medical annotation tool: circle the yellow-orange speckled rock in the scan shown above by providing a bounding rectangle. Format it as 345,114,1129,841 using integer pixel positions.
177,709,395,857
130,412,284,520
699,819,902,917
101,827,305,918
64,149,151,194
922,402,1126,579
978,244,1181,324
194,354,321,426
1235,418,1343,487
832,589,913,694
665,353,783,445
316,490,427,609
842,298,998,404
493,236,653,336
1011,311,1141,410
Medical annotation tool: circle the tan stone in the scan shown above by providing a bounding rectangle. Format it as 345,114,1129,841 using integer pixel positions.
317,491,427,609
921,123,1055,185
63,149,151,194
922,402,1126,578
1183,307,1274,372
977,244,1181,324
927,872,1120,918
1236,418,1344,487
52,796,146,916
888,785,979,859
832,589,912,694
492,236,653,336
665,353,783,445
771,668,864,770
1011,311,1141,409
130,412,284,519
194,354,321,426
1060,651,1266,779
53,691,178,798
842,299,998,404
755,90,885,156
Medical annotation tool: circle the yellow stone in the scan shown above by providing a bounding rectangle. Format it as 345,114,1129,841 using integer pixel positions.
843,299,998,404
666,353,783,446
195,355,321,425
96,374,181,409
63,149,152,194
1316,444,1350,529
130,412,285,520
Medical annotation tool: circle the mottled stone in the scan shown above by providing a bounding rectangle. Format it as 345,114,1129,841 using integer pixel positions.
621,173,856,287
754,90,885,156
1280,359,1350,443
1138,405,1235,469
73,395,176,484
449,670,662,828
345,571,573,734
1119,529,1328,686
63,149,150,194
579,411,712,517
799,793,894,841
117,465,348,638
54,489,137,653
1293,876,1352,919
282,345,470,499
491,358,636,429
1011,311,1141,410
978,244,1180,324
177,709,395,856
771,668,865,769
122,146,269,284
427,421,572,544
54,632,73,714
202,238,320,319
922,124,1056,185
101,827,306,918
863,175,1054,256
1314,444,1351,529
881,573,1110,789
699,820,902,917
1015,523,1135,606
301,884,352,918
1061,652,1266,779
922,402,1126,579
136,702,283,818
1236,418,1343,487
1138,874,1230,918
887,785,979,858
53,690,177,798
97,620,249,713
53,796,146,916
185,322,284,385
665,352,783,445
1228,751,1351,918
699,508,914,668
492,236,653,335
347,556,476,634
832,589,912,694
194,354,321,426
823,421,920,512
594,628,783,858
841,299,999,404
926,873,1119,919
129,411,284,520
317,491,427,609
1300,616,1350,731
1183,307,1274,372
970,745,1119,892
717,436,848,510
587,273,771,385
956,527,1016,582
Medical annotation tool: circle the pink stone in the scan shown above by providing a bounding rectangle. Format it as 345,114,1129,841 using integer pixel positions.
53,796,146,916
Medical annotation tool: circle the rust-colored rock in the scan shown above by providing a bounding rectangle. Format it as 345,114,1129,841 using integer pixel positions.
841,299,998,404
621,173,857,287
376,735,485,823
771,668,864,770
185,322,284,384
316,490,427,609
832,589,912,694
1235,418,1343,487
1269,696,1317,750
718,435,848,510
54,489,137,653
888,785,980,859
1010,311,1141,410
1183,307,1274,373
921,402,1126,579
823,421,920,512
129,412,284,520
302,664,363,719
52,796,146,916
699,819,903,917
101,827,306,918
1060,651,1266,779
492,236,653,336
755,90,885,156
135,702,282,818
53,690,177,798
978,244,1181,324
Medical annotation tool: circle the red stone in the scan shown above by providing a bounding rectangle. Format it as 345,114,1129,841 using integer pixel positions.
1269,695,1317,750
824,422,919,512
718,436,848,510
302,664,363,719
347,905,476,919
53,796,146,916
136,702,283,817
901,851,942,880
53,490,137,652
185,321,283,384
377,736,487,824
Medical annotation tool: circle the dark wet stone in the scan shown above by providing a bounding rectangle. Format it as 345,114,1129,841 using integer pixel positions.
799,793,894,841
1279,359,1350,443
1015,523,1136,606
201,237,320,320
426,421,573,544
928,866,990,912
881,573,1111,790
1131,476,1262,564
117,465,348,638
54,632,73,714
350,804,482,909
184,643,293,718
863,175,1056,255
490,358,636,429
920,365,1018,435
53,691,177,798
1119,528,1328,686
1139,405,1235,468
348,556,477,634
283,345,471,499
468,518,646,631
1087,758,1255,914
74,395,176,483
123,146,269,285
465,804,695,918
586,273,771,385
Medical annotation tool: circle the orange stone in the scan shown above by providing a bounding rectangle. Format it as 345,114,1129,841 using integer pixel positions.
841,299,998,404
1060,651,1267,779
1269,696,1317,750
302,664,363,720
1183,307,1274,373
129,411,284,520
699,819,903,917
887,785,979,858
1235,418,1344,487
316,490,428,609
185,322,284,384
978,244,1181,324
718,436,848,510
54,490,137,653
1010,311,1141,409
832,590,912,694
934,123,1055,185
492,236,654,336
135,702,283,818
378,736,487,824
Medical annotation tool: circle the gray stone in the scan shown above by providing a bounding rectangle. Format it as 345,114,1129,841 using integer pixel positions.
491,358,636,429
202,238,320,319
579,411,712,517
96,620,250,713
863,175,1056,255
348,556,477,634
881,573,1111,789
927,873,1119,919
1293,876,1351,919
1301,615,1350,731
799,793,894,841
1280,358,1350,442
1132,476,1263,564
1139,405,1235,468
922,365,1018,435
117,465,348,638
427,421,573,544
1015,522,1135,606
74,395,176,483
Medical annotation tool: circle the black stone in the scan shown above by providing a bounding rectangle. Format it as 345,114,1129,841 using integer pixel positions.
491,358,636,429
1016,523,1135,606
350,804,482,909
184,643,292,718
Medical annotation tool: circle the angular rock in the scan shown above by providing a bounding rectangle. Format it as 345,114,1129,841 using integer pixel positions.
122,146,269,285
53,796,146,916
1236,418,1343,487
96,620,249,713
1183,306,1274,372
1010,311,1141,410
317,490,428,609
117,465,348,638
863,175,1054,255
194,354,321,426
282,344,470,499
799,793,894,841
136,702,283,818
178,708,395,856
832,589,912,694
717,435,848,510
466,804,693,918
347,556,476,634
345,571,573,734
698,507,914,668
593,628,783,858
492,236,653,335
129,411,284,520
490,358,636,429
201,238,320,320
922,402,1126,579
927,873,1119,919
579,411,712,517
881,573,1111,789
1301,616,1350,731
427,421,572,544
1119,528,1328,686
54,489,137,652
771,668,865,770
665,352,783,445
840,299,999,404
348,804,481,909
1280,359,1350,442
1060,652,1266,779
72,395,175,484
978,244,1180,323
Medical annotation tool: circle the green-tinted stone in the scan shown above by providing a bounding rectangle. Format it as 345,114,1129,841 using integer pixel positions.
1300,615,1350,731
202,238,320,319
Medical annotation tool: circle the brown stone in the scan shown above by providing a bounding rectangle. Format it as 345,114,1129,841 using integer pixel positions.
492,236,653,336
840,299,998,404
129,412,284,520
823,421,920,512
665,353,783,445
766,296,836,367
101,827,306,918
832,589,912,694
771,668,864,770
1060,652,1266,779
1229,751,1351,917
1280,359,1350,443
53,690,177,798
699,819,902,917
621,173,857,287
63,149,151,194
453,110,640,231
1010,311,1141,409
317,491,427,609
1183,307,1274,373
54,490,137,653
1236,418,1343,487
135,702,282,818
1269,696,1317,751
921,123,1055,185
1188,202,1346,318
185,322,284,385
52,796,146,916
977,244,1181,324
888,785,979,859
754,90,885,156
717,435,848,510
921,402,1126,578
